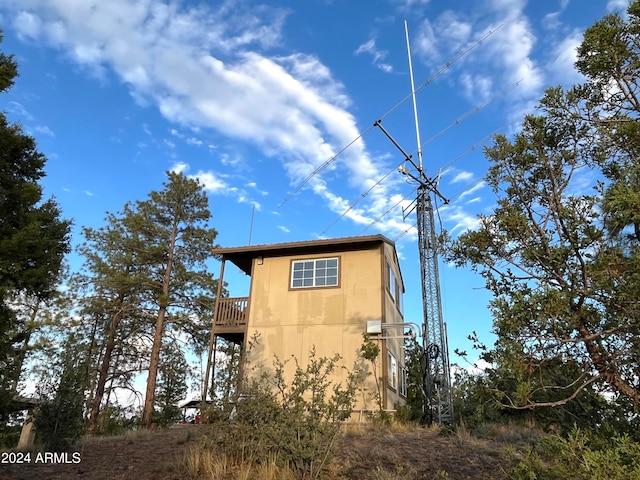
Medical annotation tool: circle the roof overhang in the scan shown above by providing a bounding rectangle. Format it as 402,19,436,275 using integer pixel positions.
212,234,396,275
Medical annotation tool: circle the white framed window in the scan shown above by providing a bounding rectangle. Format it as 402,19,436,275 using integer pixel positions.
388,352,397,390
387,261,404,315
399,366,407,397
387,263,396,298
291,257,339,288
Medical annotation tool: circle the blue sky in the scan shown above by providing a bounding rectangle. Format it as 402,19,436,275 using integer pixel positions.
0,0,630,375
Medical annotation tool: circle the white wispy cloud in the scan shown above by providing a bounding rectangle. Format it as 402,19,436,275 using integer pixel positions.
459,72,493,103
277,225,290,233
434,10,473,52
450,171,473,184
6,101,34,120
541,0,569,31
412,2,543,121
34,125,54,136
607,0,630,12
439,204,482,234
6,1,396,218
172,162,230,194
414,19,439,63
197,172,229,194
172,161,265,210
458,181,486,200
3,0,489,239
170,161,189,174
355,37,393,73
546,29,586,86
246,182,269,196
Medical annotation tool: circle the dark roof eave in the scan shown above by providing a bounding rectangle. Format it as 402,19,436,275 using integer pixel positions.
212,234,395,275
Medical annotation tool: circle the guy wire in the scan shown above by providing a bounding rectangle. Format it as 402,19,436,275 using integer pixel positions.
279,24,503,207
320,88,515,236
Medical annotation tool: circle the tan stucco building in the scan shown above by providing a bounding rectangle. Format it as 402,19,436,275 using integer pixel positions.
210,235,408,414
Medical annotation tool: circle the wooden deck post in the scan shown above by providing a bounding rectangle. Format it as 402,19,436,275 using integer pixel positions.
203,258,226,403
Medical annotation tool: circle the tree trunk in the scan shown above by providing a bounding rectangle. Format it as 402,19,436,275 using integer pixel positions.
141,307,167,427
141,220,179,428
10,301,39,393
88,308,123,432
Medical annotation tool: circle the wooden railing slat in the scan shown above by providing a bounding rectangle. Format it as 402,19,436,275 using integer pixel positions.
214,297,249,327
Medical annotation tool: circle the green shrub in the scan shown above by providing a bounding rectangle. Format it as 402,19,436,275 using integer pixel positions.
506,427,640,480
203,348,363,479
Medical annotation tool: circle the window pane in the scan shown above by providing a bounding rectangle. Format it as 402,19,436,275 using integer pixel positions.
291,257,339,289
388,353,397,388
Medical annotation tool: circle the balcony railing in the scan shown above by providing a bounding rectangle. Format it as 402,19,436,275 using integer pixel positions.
214,297,249,328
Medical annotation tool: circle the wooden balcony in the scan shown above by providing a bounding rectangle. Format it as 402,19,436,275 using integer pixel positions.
213,297,249,342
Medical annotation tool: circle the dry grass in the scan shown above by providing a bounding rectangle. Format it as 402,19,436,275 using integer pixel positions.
336,421,515,479
180,444,298,480
1,422,530,480
476,422,544,447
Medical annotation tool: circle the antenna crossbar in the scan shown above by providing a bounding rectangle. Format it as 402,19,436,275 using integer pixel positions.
279,24,503,207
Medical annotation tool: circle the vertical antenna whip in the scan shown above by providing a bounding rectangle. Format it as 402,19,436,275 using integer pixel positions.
405,20,423,172
248,204,255,246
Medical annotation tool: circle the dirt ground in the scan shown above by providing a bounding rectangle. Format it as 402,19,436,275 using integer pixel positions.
0,424,514,480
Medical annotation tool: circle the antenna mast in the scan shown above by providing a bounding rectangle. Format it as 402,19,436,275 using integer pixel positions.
405,20,423,172
376,22,453,425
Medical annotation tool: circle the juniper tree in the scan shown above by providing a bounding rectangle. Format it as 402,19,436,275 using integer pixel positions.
445,2,640,414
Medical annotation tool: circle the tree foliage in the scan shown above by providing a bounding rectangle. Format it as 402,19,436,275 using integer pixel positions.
401,338,427,423
154,340,189,426
445,2,640,415
33,333,88,451
77,171,219,428
77,214,152,432
0,31,71,428
209,338,242,413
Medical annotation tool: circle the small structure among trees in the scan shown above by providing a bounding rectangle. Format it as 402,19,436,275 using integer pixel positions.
208,235,409,418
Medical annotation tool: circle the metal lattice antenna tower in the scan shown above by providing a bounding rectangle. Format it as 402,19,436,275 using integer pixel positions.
416,185,453,425
375,120,453,425
372,21,453,425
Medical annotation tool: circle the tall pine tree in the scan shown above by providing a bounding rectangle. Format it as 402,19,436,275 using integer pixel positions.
0,32,71,427
79,171,218,428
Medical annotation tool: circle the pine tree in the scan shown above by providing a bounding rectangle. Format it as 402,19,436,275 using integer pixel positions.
78,171,218,428
0,31,71,427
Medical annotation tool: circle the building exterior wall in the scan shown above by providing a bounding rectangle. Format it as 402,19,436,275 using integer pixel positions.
242,241,405,412
381,242,406,409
